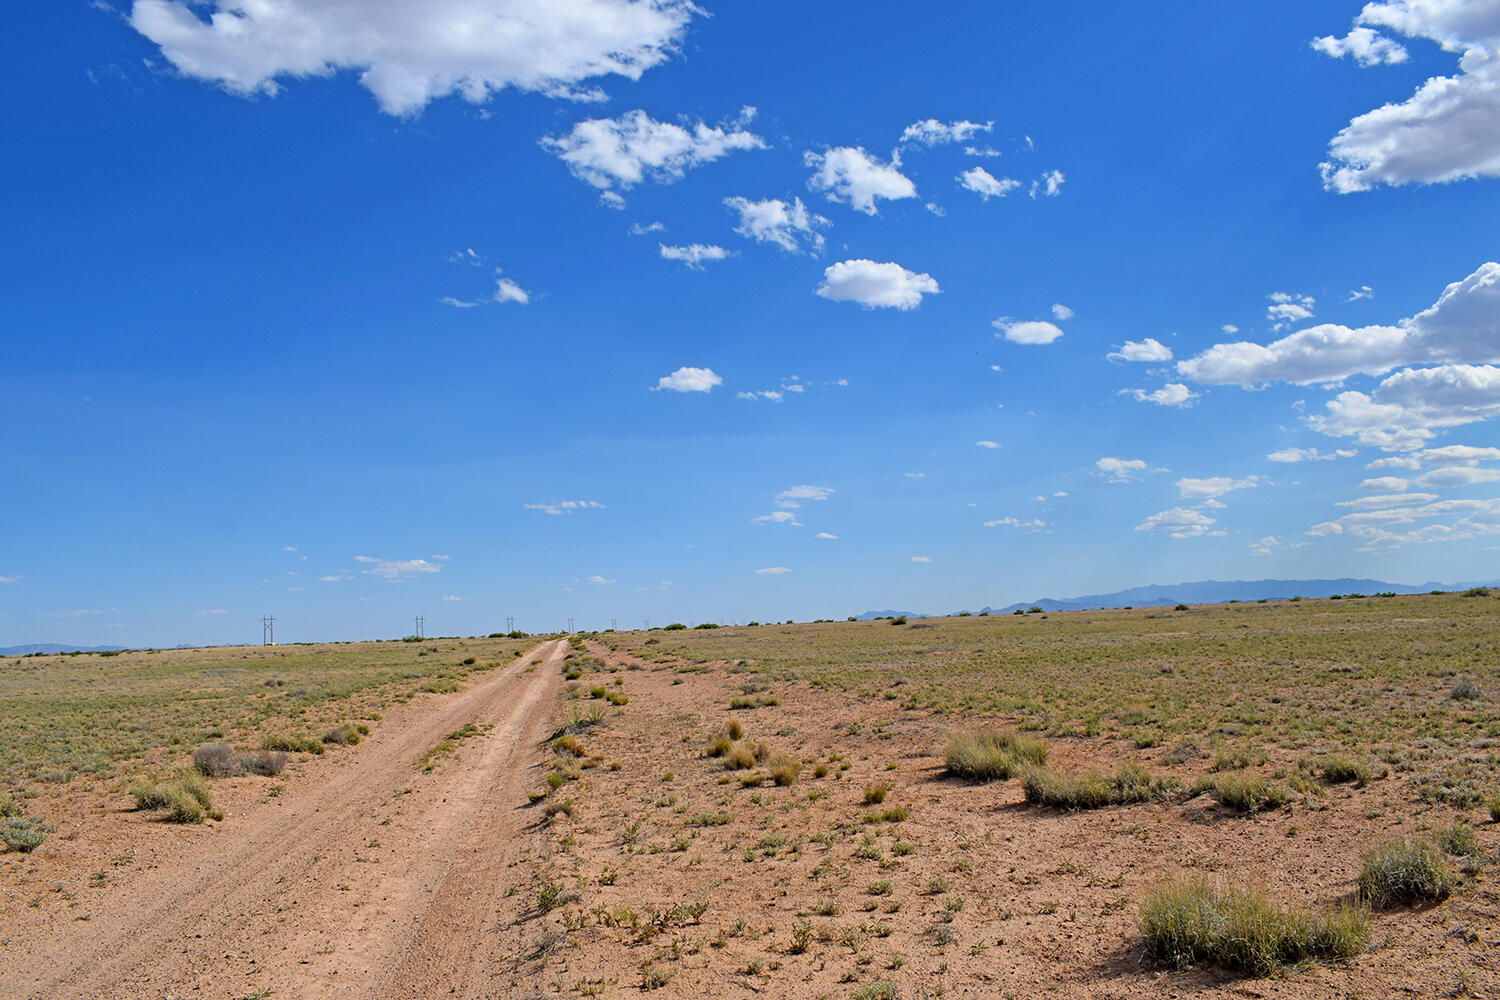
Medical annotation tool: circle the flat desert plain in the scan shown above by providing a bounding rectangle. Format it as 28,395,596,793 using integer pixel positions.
2,592,1499,998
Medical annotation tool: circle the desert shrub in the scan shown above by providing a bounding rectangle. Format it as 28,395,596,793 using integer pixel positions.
726,719,744,740
555,733,587,757
889,616,907,626
1022,767,1111,808
725,744,757,770
768,755,802,786
944,727,1048,781
1140,878,1367,975
1191,773,1287,814
1358,838,1454,908
261,733,324,755
589,685,607,699
2,814,54,853
1316,753,1372,787
238,750,288,776
863,783,889,805
192,743,237,777
705,733,732,758
1435,822,1480,858
1488,792,1500,824
605,690,629,706
663,623,687,630
1161,737,1204,766
1451,677,1484,701
322,723,367,746
849,981,897,1000
134,771,215,823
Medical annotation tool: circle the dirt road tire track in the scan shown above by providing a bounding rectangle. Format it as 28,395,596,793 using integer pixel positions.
3,639,566,1000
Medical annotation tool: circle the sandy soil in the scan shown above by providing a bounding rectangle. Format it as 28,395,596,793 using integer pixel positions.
0,640,566,1000
513,641,1500,1000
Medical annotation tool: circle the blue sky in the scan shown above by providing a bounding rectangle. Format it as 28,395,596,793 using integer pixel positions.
3,1,1499,645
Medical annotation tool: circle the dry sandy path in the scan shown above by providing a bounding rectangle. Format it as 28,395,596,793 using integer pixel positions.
3,640,565,1000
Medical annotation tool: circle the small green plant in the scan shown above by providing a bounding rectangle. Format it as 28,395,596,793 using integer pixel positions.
1358,838,1454,908
134,771,216,823
1140,878,1368,975
863,783,890,805
1435,822,1479,858
1316,753,1373,787
849,980,897,1000
2,814,54,853
322,722,368,746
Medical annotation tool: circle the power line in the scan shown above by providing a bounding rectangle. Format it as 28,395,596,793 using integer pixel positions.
506,616,515,633
566,616,575,633
414,616,425,640
610,617,617,631
643,618,649,630
261,615,275,646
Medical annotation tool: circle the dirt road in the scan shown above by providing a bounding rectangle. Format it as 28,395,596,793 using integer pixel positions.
3,640,565,1000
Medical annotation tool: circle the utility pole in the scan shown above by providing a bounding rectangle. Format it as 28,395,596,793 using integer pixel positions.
643,618,649,630
610,617,617,631
566,616,575,633
414,616,425,640
262,615,275,646
505,616,515,633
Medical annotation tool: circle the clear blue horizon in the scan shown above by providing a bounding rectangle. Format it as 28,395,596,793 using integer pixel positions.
3,1,1498,646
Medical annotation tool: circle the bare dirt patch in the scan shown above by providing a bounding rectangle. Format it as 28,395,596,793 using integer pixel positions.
0,640,567,999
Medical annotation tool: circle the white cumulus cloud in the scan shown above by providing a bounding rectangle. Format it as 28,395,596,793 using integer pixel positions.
804,147,917,215
1268,447,1356,462
957,167,1021,200
1178,262,1500,387
543,107,764,195
723,196,829,254
1096,457,1147,483
1316,3,1500,192
1108,338,1173,363
659,243,730,269
1135,507,1217,538
1177,475,1262,499
993,318,1064,345
355,556,442,581
1030,169,1065,198
900,118,993,146
816,259,939,310
1124,383,1198,408
128,0,698,116
653,366,722,392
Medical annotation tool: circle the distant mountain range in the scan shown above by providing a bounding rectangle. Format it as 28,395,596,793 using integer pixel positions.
858,577,1499,620
0,643,129,656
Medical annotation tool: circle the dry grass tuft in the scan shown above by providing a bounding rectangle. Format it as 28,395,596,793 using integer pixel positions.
944,727,1048,781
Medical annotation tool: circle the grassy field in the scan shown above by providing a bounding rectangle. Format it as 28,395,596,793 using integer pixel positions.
505,591,1500,996
607,593,1500,808
0,635,539,792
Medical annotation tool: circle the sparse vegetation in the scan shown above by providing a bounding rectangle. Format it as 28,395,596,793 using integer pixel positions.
944,727,1048,781
1358,838,1454,908
1140,878,1368,975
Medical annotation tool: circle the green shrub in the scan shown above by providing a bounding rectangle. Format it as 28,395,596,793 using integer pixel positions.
133,771,215,823
261,733,325,755
323,723,366,746
725,744,757,770
1,814,54,853
1191,773,1287,814
768,755,802,786
1488,792,1500,824
863,783,889,805
1140,878,1368,975
1358,838,1454,908
944,728,1048,781
1435,822,1479,858
1316,753,1372,787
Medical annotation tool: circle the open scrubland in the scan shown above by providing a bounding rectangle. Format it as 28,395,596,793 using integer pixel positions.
2,592,1499,997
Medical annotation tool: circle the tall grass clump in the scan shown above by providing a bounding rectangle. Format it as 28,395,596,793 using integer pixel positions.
944,727,1048,781
132,771,216,824
1022,762,1180,809
1357,838,1454,908
1191,773,1288,814
1141,878,1368,975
